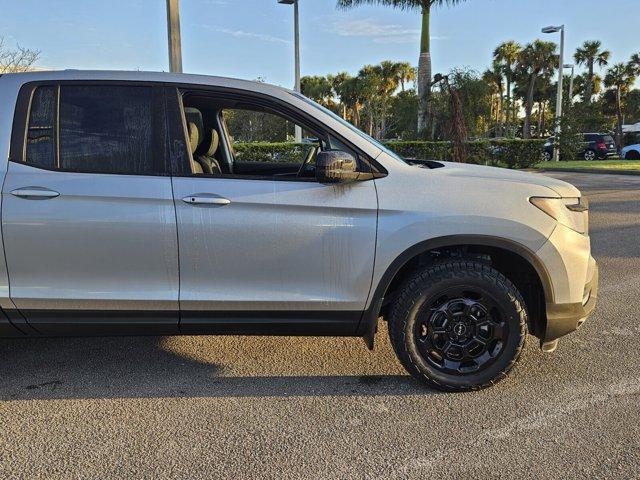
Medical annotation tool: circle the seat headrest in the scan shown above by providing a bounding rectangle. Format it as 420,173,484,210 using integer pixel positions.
184,108,203,153
205,129,220,157
188,121,200,154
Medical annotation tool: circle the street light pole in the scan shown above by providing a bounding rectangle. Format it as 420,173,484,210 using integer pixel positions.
293,0,301,96
564,63,575,106
542,25,565,161
166,0,183,73
279,0,302,142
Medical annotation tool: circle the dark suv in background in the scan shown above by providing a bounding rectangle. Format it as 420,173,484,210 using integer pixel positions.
543,133,617,161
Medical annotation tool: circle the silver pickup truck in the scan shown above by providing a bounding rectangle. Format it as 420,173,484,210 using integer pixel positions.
0,70,598,391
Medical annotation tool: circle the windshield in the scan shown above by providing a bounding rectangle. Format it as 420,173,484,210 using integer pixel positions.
290,91,408,164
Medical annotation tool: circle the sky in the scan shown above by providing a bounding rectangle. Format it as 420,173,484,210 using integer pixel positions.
1,0,638,88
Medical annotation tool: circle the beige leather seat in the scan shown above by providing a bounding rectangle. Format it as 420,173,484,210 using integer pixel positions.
187,121,204,174
196,129,223,174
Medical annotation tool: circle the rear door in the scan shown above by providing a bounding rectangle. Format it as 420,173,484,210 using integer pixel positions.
1,83,179,334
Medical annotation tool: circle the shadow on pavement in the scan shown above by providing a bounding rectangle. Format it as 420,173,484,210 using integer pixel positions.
0,335,432,401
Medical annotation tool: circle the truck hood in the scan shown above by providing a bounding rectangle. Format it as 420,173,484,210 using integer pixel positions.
427,161,580,197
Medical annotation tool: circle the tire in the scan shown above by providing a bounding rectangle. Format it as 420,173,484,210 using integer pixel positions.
625,150,640,160
583,149,596,161
541,150,552,162
388,260,527,392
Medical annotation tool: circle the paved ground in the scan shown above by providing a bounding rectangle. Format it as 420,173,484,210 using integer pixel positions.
1,172,639,479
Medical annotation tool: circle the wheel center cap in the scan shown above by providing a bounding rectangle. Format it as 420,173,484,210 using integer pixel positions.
453,322,467,336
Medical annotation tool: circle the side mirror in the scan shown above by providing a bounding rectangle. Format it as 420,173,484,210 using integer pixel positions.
315,150,360,183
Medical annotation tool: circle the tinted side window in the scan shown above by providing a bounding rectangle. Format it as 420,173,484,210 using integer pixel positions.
58,85,160,175
25,86,57,169
223,108,317,165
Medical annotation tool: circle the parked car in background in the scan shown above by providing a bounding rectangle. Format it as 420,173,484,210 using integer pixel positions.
621,144,640,159
0,70,598,392
542,133,617,161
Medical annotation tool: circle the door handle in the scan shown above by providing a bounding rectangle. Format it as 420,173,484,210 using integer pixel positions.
182,195,231,206
10,187,60,199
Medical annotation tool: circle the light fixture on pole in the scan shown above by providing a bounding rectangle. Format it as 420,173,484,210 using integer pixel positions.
564,63,575,106
542,25,565,161
278,0,302,143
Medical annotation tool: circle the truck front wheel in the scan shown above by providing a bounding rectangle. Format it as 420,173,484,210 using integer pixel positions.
388,260,527,391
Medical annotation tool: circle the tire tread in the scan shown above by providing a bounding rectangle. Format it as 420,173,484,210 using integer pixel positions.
388,260,527,392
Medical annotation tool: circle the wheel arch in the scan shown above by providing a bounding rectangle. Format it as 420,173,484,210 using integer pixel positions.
359,235,553,349
624,148,640,160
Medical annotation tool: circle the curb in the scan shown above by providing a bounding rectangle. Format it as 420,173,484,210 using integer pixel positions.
534,168,640,176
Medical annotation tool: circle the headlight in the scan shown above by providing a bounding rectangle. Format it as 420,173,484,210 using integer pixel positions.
530,196,589,234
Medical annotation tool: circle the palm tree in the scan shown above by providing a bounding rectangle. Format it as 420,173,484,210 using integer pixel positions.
329,72,353,119
337,0,468,138
482,65,504,133
574,73,602,101
493,40,521,130
376,61,403,137
517,40,557,138
630,52,640,75
300,76,334,108
574,40,610,104
604,63,637,150
341,76,365,127
377,61,402,95
357,65,384,136
395,61,417,92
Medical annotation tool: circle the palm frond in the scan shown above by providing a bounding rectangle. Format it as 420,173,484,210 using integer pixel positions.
337,0,467,10
337,0,424,10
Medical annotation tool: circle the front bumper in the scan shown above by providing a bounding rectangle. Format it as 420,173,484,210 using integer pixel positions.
544,256,598,342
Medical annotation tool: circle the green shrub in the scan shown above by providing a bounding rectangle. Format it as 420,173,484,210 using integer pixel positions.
233,142,307,163
385,139,546,169
232,139,546,169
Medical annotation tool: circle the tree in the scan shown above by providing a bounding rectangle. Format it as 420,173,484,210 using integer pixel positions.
329,72,353,119
482,66,503,133
433,73,468,162
574,73,602,102
388,90,419,139
376,61,403,136
395,61,417,92
516,40,557,138
356,65,384,137
574,40,610,104
624,89,640,125
493,40,521,130
300,76,334,108
449,68,492,137
629,52,640,75
341,76,366,127
336,0,468,138
0,37,40,73
604,63,636,150
377,60,402,96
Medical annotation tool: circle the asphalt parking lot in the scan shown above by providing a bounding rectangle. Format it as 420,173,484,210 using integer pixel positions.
1,171,639,479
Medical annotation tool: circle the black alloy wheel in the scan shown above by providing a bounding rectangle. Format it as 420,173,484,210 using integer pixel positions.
388,260,527,391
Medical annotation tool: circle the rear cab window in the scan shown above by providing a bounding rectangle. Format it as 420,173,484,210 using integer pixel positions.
18,83,167,176
25,86,56,169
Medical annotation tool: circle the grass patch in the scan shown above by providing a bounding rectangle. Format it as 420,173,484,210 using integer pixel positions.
535,160,640,171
